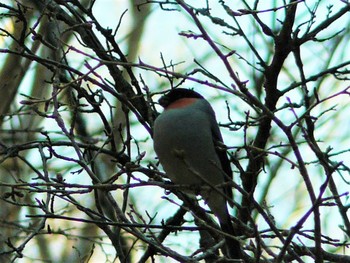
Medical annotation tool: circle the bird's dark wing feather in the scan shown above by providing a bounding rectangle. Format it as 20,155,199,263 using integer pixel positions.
208,111,233,203
213,134,233,201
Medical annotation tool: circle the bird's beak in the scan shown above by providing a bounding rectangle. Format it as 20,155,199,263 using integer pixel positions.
158,94,169,108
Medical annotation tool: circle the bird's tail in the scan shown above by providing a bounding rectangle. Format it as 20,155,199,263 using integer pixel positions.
206,191,241,259
219,213,241,260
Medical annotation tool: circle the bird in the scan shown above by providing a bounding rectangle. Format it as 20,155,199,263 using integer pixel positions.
153,88,241,259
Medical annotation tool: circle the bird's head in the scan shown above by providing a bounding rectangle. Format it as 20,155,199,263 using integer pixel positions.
159,89,204,110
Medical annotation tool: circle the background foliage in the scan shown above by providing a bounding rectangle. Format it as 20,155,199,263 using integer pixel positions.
0,0,349,262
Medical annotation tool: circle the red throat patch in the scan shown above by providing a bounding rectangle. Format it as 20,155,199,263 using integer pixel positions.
165,98,199,110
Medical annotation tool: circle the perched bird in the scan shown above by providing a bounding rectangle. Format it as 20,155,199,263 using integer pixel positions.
153,88,240,259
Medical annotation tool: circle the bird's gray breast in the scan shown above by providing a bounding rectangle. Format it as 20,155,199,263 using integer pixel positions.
153,107,223,189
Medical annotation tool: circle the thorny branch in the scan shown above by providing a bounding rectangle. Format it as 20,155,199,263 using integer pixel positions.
0,0,349,262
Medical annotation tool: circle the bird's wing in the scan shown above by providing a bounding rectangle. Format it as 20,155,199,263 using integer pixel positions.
207,107,233,203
